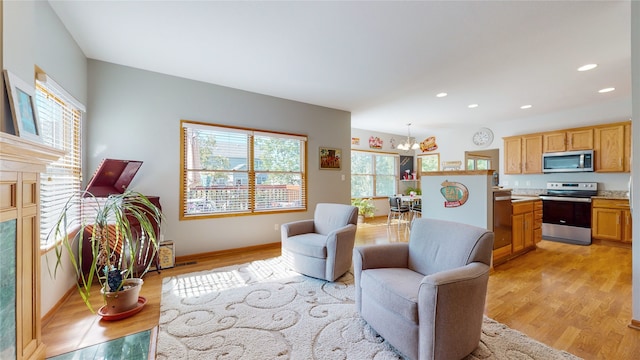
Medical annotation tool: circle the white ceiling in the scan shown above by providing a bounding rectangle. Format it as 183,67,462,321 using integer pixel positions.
48,0,631,138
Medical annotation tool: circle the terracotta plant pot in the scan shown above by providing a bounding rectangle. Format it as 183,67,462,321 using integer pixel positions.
101,278,143,314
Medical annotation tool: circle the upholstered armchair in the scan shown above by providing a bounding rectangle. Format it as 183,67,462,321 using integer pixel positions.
353,218,494,360
281,203,358,281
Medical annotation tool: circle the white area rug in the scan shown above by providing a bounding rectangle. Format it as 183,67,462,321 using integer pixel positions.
157,257,581,360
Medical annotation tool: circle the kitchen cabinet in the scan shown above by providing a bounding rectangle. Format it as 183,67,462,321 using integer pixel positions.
493,198,540,266
504,120,630,174
504,137,522,174
512,201,534,253
522,135,543,173
533,199,543,243
592,198,632,243
594,124,625,172
624,123,631,172
503,135,542,174
542,129,593,153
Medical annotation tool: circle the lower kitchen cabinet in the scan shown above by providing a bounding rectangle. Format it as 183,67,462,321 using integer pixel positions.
493,199,540,266
592,198,632,243
513,201,534,253
533,200,543,243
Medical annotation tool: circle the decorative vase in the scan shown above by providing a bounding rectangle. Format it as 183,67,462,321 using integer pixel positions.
101,278,143,315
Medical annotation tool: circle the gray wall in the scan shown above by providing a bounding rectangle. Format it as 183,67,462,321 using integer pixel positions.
86,60,352,257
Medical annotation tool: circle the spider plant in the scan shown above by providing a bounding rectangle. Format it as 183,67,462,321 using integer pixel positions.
47,190,163,312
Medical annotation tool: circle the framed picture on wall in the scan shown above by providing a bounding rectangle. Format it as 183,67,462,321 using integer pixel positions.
319,147,341,170
3,69,41,142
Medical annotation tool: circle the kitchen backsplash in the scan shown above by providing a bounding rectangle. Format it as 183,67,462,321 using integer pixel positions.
511,188,629,198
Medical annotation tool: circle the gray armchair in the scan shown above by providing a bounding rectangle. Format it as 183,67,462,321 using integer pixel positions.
281,203,358,281
353,218,494,360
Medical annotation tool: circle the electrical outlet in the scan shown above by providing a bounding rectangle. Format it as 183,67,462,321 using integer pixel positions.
526,181,531,186
514,181,519,187
274,224,279,231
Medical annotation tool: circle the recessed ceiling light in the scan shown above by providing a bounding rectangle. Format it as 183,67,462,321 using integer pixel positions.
468,104,478,108
598,87,615,93
578,64,598,71
520,105,532,109
436,92,448,98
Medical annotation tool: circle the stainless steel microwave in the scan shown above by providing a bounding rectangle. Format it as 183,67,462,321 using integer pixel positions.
542,150,594,173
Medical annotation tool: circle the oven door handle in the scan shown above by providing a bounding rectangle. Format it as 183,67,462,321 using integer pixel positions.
539,196,592,203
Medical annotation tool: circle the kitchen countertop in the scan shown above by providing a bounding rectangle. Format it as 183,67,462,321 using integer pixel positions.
592,196,630,201
511,195,540,203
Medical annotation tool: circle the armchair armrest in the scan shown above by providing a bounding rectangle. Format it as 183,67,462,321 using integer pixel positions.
280,219,315,239
417,262,490,360
325,224,358,253
353,243,409,270
420,261,489,287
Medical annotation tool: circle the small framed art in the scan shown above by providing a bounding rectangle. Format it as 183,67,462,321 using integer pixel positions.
3,69,41,142
319,147,341,170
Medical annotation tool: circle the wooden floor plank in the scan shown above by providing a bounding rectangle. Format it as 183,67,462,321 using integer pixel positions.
42,218,640,359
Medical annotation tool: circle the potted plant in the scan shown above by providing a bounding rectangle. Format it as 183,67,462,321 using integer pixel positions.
48,190,163,316
351,198,376,223
405,186,422,196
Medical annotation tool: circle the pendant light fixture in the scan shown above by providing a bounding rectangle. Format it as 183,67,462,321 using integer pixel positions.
397,123,420,151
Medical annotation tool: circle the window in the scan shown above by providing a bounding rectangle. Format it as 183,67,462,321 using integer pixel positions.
351,150,398,198
180,121,307,219
36,75,84,249
418,153,440,172
467,155,491,170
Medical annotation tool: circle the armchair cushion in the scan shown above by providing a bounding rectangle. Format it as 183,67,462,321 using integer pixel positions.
282,233,328,259
360,268,423,323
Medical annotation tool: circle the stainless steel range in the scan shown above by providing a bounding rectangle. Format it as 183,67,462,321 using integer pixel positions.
539,182,598,245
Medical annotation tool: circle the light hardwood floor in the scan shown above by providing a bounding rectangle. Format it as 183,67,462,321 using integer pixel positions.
42,218,640,359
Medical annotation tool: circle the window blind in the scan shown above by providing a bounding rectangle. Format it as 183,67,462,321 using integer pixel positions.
36,75,84,248
180,120,307,219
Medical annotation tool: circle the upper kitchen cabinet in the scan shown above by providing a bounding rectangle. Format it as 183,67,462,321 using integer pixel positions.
504,134,542,174
594,123,626,172
505,120,630,175
504,137,522,174
542,129,593,153
522,135,543,173
624,123,631,172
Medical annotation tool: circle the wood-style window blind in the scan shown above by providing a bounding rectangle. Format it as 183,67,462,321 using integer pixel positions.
36,75,85,248
180,120,307,219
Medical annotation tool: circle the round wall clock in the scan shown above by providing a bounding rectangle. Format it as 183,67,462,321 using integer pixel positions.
472,127,494,147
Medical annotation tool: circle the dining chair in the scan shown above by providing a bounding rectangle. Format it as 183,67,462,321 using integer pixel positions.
388,196,410,227
410,198,422,219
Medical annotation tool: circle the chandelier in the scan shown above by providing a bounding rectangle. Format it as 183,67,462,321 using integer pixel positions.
397,123,420,151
